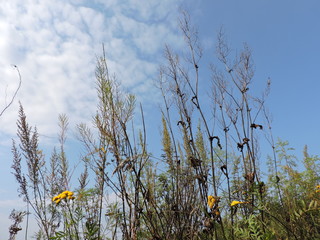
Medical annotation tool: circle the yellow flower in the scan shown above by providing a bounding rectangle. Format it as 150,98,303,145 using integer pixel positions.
52,190,75,204
52,196,60,202
207,195,217,209
230,200,247,207
60,193,68,199
64,191,74,197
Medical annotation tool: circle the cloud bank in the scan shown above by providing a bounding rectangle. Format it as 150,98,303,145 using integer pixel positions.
0,0,184,140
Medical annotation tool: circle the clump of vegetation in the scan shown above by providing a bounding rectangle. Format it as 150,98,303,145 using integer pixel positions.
9,11,320,240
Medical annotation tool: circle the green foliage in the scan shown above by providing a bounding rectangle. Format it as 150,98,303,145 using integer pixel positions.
234,214,265,240
49,231,68,240
83,220,100,240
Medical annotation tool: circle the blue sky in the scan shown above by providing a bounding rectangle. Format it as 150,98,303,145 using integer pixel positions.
1,0,320,237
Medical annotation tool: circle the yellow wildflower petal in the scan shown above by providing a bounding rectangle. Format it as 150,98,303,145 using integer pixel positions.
52,196,60,202
55,199,61,204
59,193,68,199
65,191,74,196
231,200,247,207
207,195,216,209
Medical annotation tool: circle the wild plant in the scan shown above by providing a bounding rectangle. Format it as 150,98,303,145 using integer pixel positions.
9,10,320,240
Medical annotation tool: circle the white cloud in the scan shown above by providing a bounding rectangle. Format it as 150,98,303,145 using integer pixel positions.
0,3,185,235
0,0,184,140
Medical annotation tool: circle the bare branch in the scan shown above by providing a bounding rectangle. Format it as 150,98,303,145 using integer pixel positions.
0,65,22,117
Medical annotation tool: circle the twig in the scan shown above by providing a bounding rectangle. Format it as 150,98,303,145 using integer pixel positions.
0,65,22,117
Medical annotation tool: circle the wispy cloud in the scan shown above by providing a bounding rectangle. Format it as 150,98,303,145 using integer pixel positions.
0,0,184,140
